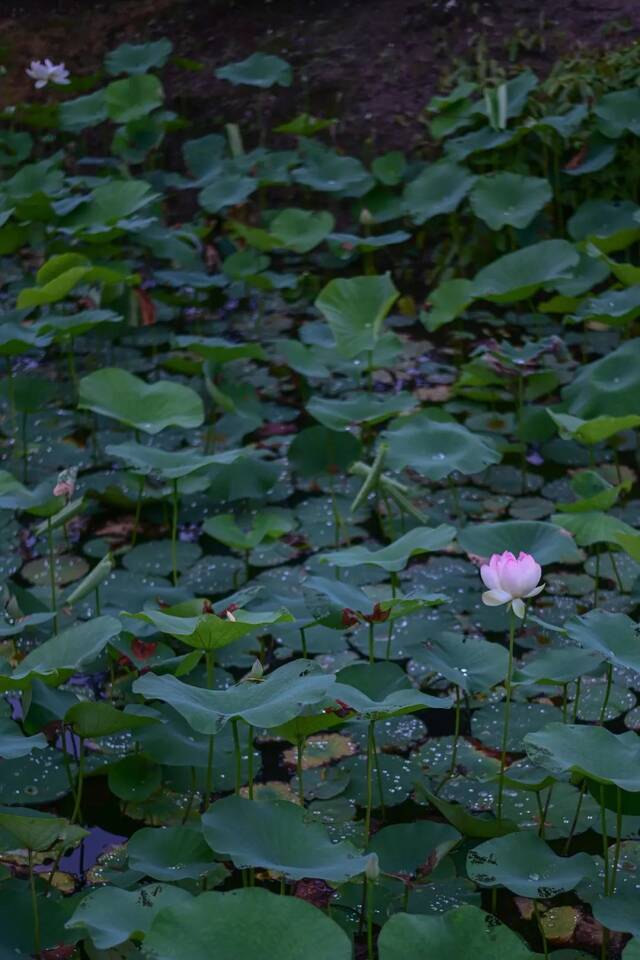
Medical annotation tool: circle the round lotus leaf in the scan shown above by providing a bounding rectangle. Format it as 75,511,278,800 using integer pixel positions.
127,825,214,881
0,719,47,761
321,525,456,572
21,553,89,588
565,609,640,672
594,87,640,137
525,723,640,813
572,679,635,723
122,541,201,577
199,175,256,213
133,659,333,733
66,883,191,950
106,441,241,479
470,172,552,231
513,647,603,686
216,53,292,88
333,661,450,719
467,831,595,898
105,39,173,76
2,615,122,691
368,821,460,876
79,368,204,435
292,144,373,195
145,888,350,960
580,843,640,937
470,239,579,303
108,755,161,802
473,701,563,752
403,161,476,225
59,89,109,132
568,199,640,253
104,74,164,124
383,411,501,481
314,273,399,359
201,795,368,882
572,285,640,326
269,208,335,253
0,322,51,356
419,737,500,781
458,519,581,564
0,877,78,954
562,339,640,418
413,632,508,693
406,878,481,915
377,905,536,960
342,753,421,808
307,392,414,431
289,424,362,478
501,781,600,840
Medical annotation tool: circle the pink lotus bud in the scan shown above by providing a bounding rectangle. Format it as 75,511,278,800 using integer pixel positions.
53,467,77,499
480,550,544,619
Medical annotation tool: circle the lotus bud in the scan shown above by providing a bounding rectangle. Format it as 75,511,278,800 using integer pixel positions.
53,466,77,500
245,659,264,683
365,853,380,882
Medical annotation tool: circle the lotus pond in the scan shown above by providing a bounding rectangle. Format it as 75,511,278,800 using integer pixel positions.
3,34,640,960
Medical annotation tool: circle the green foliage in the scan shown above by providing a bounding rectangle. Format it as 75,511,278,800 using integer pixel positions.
1,31,640,960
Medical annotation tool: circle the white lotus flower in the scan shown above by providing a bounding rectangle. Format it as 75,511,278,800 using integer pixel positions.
480,550,545,619
26,59,70,89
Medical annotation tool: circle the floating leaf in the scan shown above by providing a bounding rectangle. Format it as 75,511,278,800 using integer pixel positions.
467,832,595,898
377,905,535,960
384,411,501,480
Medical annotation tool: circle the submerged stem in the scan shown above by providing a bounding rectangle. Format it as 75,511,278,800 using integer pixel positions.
71,737,85,825
599,662,613,725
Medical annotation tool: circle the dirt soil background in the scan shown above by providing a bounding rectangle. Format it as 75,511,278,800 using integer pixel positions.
2,0,640,153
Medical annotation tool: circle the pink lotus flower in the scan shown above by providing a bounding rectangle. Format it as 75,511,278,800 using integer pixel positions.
480,550,544,618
